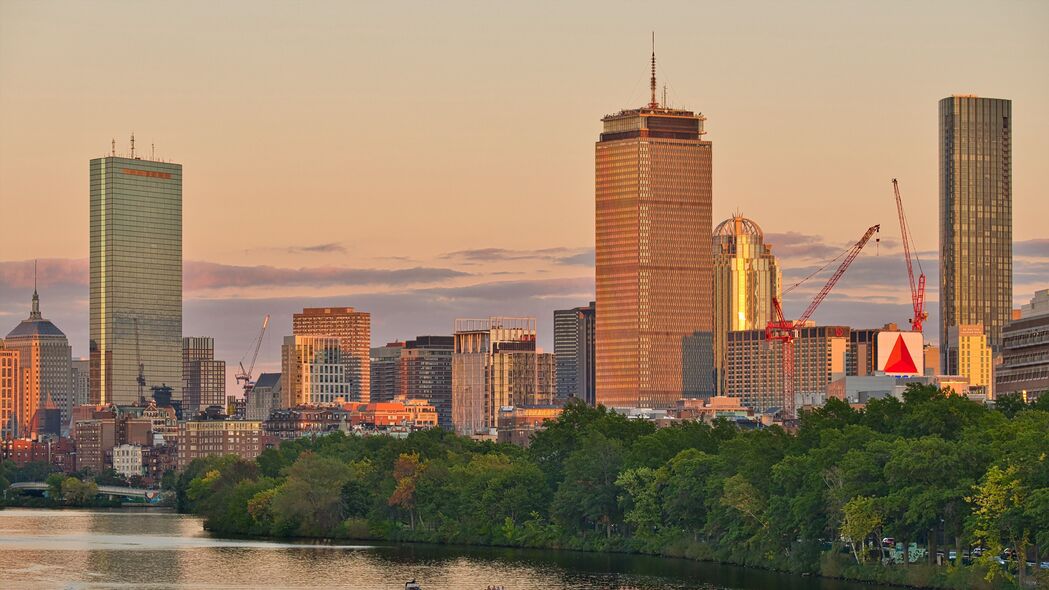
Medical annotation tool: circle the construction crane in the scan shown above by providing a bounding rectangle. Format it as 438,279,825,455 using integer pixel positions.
766,224,881,419
235,314,270,397
133,317,146,402
892,179,927,333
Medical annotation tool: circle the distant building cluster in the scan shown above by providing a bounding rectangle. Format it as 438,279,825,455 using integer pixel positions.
2,67,1041,487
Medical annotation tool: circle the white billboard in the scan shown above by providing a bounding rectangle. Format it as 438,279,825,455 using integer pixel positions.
877,331,924,376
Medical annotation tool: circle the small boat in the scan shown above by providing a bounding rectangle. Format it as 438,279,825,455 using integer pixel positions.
405,580,422,590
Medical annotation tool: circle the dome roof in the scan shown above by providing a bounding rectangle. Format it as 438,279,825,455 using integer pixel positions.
714,215,764,239
5,318,67,339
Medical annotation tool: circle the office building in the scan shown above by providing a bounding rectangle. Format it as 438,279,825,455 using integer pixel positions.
595,51,713,408
71,359,90,408
996,290,1049,401
177,418,263,470
400,336,454,429
90,153,183,405
553,302,596,404
713,216,781,394
292,307,370,402
281,336,350,407
452,318,552,436
924,345,941,377
945,323,994,397
245,372,281,420
939,96,1012,356
726,325,849,412
4,287,73,435
370,341,405,403
0,348,19,438
182,337,226,415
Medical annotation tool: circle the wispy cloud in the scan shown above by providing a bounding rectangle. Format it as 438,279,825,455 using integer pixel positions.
442,246,594,266
294,242,346,254
185,261,469,290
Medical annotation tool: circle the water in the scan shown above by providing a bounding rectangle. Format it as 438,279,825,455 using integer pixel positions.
0,508,899,589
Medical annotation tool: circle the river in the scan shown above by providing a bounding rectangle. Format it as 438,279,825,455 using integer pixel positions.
0,508,901,589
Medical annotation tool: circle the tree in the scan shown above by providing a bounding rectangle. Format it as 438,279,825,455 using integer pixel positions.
61,477,98,505
271,452,353,537
553,431,624,538
968,465,1038,588
388,452,425,530
841,496,881,564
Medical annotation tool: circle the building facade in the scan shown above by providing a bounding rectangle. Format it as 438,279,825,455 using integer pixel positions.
0,348,19,438
177,418,263,470
245,372,281,420
4,288,73,436
292,307,370,402
712,216,780,395
553,302,596,404
71,359,90,408
369,341,405,403
939,96,1012,356
996,290,1049,401
90,155,183,406
182,337,225,415
281,336,349,407
595,60,713,408
400,336,454,429
945,323,994,397
452,318,552,436
112,443,145,479
725,325,849,412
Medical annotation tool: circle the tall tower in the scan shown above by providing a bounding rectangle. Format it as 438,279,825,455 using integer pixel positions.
595,46,713,408
939,96,1012,359
292,307,371,402
712,215,781,395
90,151,182,406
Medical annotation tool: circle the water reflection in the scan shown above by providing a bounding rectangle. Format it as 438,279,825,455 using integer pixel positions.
0,509,897,590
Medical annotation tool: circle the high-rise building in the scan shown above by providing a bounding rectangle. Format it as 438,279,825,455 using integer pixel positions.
281,336,349,407
71,359,90,408
712,216,780,394
726,325,849,412
182,337,226,415
997,290,1049,401
245,372,281,420
0,348,19,438
370,341,406,403
946,324,994,397
595,50,713,408
553,302,596,404
939,96,1012,357
90,154,182,406
4,287,73,435
400,336,454,429
452,318,552,436
292,307,370,402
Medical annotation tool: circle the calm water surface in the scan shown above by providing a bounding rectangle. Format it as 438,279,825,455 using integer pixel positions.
0,508,900,590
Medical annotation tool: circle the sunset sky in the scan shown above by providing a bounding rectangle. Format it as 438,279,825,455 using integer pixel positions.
1,0,1047,384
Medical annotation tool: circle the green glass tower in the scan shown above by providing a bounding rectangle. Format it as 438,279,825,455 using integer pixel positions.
90,154,182,405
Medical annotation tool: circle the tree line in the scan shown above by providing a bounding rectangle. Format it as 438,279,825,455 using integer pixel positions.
177,385,1049,590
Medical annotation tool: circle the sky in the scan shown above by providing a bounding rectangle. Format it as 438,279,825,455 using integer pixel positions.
1,0,1047,390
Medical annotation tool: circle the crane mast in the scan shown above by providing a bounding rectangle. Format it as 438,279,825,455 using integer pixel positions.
892,179,926,332
767,224,880,419
236,314,270,396
133,317,146,402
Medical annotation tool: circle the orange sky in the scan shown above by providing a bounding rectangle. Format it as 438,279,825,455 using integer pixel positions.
1,0,1047,378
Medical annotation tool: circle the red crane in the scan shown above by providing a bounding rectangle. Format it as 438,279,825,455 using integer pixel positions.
892,179,926,333
766,224,881,419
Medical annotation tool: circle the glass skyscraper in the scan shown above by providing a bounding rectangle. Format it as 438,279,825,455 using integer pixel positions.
939,96,1011,359
90,155,183,405
595,56,714,408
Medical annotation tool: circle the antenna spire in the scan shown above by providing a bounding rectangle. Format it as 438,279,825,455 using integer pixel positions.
649,32,658,108
111,138,116,157
130,132,135,159
30,260,41,320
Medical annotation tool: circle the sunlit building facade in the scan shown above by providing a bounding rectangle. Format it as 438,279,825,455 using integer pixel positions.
939,96,1012,355
90,155,182,406
946,323,994,398
281,336,350,407
713,216,780,395
595,77,714,408
0,348,19,439
292,307,370,402
400,336,454,430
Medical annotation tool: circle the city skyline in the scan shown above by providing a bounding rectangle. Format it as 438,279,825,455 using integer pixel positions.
2,1,1047,386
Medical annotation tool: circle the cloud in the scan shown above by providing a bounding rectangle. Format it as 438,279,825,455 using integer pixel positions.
294,242,346,254
185,261,469,290
765,231,843,259
1015,238,1049,259
442,246,594,266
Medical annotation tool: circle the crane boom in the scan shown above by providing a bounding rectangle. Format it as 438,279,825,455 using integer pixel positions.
236,315,270,393
766,224,880,419
892,179,926,332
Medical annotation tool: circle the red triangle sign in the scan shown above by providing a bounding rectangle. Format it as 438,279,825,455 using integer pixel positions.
884,334,918,373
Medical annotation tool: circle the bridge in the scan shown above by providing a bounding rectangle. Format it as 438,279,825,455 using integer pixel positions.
10,482,167,502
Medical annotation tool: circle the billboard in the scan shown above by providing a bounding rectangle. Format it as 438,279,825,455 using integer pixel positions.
877,331,924,376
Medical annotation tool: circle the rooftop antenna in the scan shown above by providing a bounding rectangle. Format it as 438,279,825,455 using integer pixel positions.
130,132,135,159
111,138,116,157
648,32,658,109
663,84,667,108
151,143,155,160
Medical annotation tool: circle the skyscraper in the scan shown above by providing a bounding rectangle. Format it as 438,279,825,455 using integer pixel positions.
553,302,596,404
712,216,780,395
90,153,182,405
595,49,713,408
292,307,370,402
4,287,73,435
182,337,226,414
939,96,1012,356
400,336,453,429
281,336,349,407
370,341,406,403
0,348,19,438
